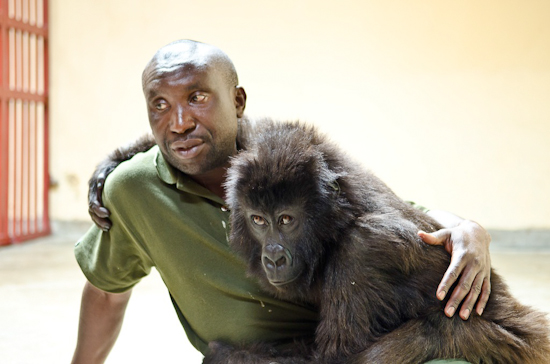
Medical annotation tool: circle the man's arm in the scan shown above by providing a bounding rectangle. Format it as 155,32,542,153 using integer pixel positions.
418,210,491,321
71,281,132,364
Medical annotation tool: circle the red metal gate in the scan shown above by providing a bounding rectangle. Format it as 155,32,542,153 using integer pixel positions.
0,0,49,245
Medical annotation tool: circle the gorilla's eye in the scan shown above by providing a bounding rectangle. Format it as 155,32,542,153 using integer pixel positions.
251,215,267,225
279,215,293,225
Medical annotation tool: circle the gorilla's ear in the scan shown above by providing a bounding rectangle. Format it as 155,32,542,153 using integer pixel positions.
316,156,343,198
328,179,341,197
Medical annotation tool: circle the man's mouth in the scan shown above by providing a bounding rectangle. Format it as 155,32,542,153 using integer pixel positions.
170,138,205,159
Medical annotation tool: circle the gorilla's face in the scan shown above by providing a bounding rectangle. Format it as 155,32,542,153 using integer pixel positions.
245,206,308,288
224,120,341,302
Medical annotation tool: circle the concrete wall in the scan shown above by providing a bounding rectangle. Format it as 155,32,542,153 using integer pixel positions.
48,0,550,230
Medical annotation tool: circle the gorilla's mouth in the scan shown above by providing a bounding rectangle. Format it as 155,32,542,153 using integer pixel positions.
269,277,298,287
268,275,301,287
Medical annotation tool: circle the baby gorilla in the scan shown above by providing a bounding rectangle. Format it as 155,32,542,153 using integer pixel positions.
204,119,550,364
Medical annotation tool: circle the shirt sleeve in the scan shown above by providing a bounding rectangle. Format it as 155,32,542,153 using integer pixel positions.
74,169,154,293
406,200,430,213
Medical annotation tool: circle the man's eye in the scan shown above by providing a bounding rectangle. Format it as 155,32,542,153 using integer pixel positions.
252,215,267,226
155,101,168,110
279,215,293,225
191,94,207,103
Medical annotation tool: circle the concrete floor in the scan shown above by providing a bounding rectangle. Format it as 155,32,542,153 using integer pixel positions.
1,224,549,364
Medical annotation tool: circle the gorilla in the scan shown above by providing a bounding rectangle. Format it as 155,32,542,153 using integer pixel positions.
205,119,550,363
90,119,550,364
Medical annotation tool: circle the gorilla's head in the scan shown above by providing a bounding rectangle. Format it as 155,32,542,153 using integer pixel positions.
225,120,353,303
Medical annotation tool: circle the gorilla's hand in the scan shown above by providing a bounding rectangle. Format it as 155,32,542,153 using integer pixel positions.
88,169,112,231
88,134,157,231
419,219,491,320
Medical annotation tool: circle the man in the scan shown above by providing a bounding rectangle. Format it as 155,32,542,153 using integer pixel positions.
72,40,491,363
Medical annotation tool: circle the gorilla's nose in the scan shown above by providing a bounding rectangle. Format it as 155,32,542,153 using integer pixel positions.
262,244,292,272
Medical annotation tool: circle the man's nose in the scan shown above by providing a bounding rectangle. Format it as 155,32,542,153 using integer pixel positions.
170,105,196,134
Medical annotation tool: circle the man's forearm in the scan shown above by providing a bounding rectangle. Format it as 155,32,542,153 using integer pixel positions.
71,281,132,364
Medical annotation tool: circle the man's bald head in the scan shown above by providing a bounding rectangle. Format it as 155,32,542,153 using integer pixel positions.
142,40,239,91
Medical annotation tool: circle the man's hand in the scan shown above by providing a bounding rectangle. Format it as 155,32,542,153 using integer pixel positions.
419,217,491,320
88,171,112,231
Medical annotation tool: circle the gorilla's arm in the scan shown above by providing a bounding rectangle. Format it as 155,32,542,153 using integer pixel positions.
88,134,156,231
88,117,258,230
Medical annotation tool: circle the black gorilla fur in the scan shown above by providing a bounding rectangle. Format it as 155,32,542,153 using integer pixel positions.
89,118,550,364
205,119,550,364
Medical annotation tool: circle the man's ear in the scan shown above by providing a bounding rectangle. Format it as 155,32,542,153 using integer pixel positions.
234,86,247,118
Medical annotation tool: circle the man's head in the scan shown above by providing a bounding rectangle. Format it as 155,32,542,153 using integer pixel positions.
142,40,246,177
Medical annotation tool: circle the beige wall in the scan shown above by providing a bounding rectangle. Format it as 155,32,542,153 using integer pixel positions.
49,0,550,230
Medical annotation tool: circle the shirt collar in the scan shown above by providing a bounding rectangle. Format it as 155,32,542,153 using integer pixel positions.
154,147,226,206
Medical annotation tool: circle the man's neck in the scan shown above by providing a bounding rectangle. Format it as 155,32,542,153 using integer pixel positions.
191,166,228,201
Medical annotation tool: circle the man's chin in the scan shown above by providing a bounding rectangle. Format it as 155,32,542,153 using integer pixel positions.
168,155,226,177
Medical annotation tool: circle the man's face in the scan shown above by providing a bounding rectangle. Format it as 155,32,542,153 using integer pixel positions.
143,64,245,176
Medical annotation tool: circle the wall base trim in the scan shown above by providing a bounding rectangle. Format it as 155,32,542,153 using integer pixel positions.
488,229,550,251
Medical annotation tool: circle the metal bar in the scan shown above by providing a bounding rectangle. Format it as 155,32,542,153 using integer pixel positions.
30,96,36,234
40,9,49,236
0,86,46,102
0,0,11,245
0,98,9,246
23,100,29,236
3,13,47,35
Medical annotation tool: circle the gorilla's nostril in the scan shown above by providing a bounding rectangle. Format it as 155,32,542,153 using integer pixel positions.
262,244,293,273
263,256,275,270
263,253,287,271
275,256,286,268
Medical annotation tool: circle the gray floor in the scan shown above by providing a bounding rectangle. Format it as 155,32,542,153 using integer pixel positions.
1,224,549,364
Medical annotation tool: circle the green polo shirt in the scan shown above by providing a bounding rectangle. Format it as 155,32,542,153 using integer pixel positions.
75,146,319,354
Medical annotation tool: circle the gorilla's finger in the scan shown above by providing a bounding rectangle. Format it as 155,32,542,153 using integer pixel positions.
92,216,112,231
89,206,112,231
97,171,106,185
96,177,105,202
89,201,110,218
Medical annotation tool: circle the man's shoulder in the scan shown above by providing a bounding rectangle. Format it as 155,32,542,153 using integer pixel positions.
104,146,159,192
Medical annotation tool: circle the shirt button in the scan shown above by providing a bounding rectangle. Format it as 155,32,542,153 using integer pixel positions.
221,206,229,212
